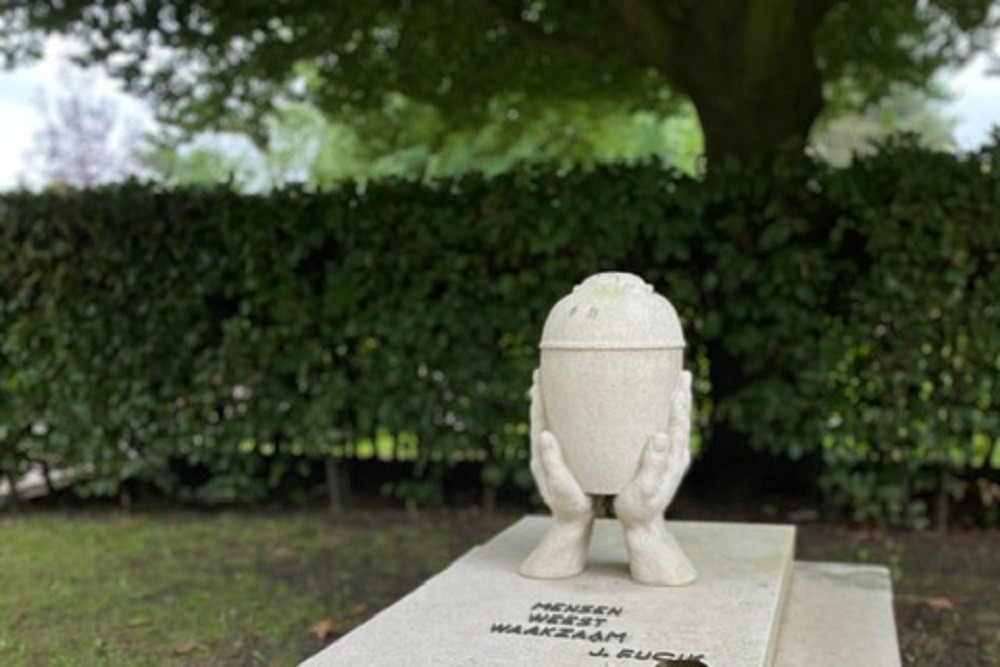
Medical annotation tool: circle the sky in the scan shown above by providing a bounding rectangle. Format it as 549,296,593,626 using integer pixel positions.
947,52,1000,147
0,39,154,190
0,41,998,190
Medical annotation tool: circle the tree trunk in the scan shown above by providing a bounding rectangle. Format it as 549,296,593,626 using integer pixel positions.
615,0,835,165
325,456,345,516
688,63,823,166
481,484,497,514
2,471,20,511
40,460,56,495
692,339,763,498
934,467,950,533
679,0,828,164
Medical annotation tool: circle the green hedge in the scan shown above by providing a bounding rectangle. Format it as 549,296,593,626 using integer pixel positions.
816,142,1000,525
2,138,998,523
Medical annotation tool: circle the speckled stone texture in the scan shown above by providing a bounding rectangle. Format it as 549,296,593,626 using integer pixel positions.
775,561,901,667
538,273,686,495
301,517,797,667
301,518,902,666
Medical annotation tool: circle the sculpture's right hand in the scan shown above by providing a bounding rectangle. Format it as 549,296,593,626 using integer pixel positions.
530,369,592,523
520,370,594,579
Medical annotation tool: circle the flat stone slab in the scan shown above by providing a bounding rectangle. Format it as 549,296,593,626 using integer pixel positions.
775,562,901,667
301,517,796,667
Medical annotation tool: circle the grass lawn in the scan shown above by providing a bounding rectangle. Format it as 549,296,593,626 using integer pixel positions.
0,509,511,667
1,508,997,666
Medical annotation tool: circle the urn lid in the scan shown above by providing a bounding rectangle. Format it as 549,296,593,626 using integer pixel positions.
540,272,686,350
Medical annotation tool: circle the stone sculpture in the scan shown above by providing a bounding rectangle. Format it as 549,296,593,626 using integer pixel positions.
519,272,697,586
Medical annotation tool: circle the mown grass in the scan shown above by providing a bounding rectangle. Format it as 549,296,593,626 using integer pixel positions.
0,510,511,667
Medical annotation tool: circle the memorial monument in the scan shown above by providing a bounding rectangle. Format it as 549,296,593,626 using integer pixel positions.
300,272,901,666
520,272,696,586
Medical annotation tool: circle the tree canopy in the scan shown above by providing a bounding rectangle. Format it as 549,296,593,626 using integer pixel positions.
146,98,704,190
2,1,997,162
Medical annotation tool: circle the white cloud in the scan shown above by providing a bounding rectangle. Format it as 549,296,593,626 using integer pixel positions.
0,66,49,190
945,52,1000,149
0,98,41,190
0,37,154,190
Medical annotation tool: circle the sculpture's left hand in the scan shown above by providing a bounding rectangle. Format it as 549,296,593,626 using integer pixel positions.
613,370,696,586
614,370,692,524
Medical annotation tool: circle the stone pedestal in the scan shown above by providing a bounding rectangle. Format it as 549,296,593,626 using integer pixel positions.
300,517,900,667
775,561,900,666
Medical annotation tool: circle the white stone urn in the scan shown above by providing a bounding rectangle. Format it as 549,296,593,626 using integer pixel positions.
539,272,686,495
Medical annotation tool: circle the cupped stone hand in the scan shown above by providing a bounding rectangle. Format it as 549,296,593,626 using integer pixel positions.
532,430,593,523
614,370,697,586
529,370,592,523
519,369,595,579
615,370,693,524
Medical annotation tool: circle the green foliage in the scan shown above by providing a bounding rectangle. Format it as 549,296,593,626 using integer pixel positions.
0,1,661,134
149,98,704,191
2,138,998,522
2,1,996,160
815,138,1000,524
